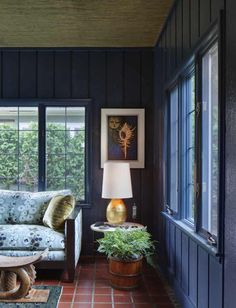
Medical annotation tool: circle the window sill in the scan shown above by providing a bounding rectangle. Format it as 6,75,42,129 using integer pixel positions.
161,211,222,259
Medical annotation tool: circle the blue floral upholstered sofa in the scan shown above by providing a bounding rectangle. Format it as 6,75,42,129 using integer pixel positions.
0,189,82,282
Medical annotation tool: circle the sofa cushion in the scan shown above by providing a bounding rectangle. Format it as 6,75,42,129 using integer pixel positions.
0,224,65,251
43,194,75,231
0,190,71,224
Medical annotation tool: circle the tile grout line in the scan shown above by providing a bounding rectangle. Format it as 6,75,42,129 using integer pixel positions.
70,265,80,308
91,259,96,308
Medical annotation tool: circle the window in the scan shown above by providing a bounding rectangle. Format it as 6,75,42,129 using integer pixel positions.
166,38,220,244
201,43,219,236
0,102,90,204
183,73,195,223
168,85,179,213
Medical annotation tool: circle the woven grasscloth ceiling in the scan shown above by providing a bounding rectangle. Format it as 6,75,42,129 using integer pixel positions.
0,0,173,47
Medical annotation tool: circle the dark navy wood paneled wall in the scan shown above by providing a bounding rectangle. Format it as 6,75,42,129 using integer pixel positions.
154,0,223,307
0,48,153,254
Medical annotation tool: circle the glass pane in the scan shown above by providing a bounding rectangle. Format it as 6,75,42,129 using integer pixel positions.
169,86,178,212
19,107,38,130
186,75,195,222
19,131,38,154
0,130,18,154
67,131,85,154
46,107,66,130
19,155,38,191
46,131,66,154
47,178,66,191
0,107,18,130
46,107,86,201
66,154,85,177
0,107,39,192
66,107,85,130
66,176,85,201
0,155,18,189
46,155,66,178
201,43,219,236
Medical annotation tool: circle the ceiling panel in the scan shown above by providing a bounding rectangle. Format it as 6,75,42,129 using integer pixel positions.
0,0,173,47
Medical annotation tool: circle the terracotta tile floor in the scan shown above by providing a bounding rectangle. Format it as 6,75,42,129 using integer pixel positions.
36,257,177,308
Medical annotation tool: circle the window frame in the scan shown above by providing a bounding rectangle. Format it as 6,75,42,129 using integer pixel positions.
166,81,180,218
0,99,92,208
196,38,220,242
164,30,222,249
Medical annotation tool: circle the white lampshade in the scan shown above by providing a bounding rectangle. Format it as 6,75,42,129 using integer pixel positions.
102,162,133,199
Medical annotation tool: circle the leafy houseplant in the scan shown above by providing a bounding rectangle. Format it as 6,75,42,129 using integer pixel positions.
97,228,155,290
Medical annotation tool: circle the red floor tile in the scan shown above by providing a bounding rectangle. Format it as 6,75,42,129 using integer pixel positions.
34,256,177,307
94,294,112,302
93,304,113,308
94,287,112,294
60,294,74,302
74,293,92,302
113,295,132,303
76,287,93,294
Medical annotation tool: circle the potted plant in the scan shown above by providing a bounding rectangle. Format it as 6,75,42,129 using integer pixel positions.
97,228,155,290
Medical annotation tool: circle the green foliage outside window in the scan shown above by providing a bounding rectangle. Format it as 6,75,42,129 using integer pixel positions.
0,123,85,200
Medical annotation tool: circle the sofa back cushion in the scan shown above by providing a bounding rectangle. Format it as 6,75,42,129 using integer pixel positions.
0,190,71,224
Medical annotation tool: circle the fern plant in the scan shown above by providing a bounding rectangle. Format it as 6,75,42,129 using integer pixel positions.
97,228,155,261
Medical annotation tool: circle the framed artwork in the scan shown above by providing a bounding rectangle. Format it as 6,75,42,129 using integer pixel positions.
101,108,145,168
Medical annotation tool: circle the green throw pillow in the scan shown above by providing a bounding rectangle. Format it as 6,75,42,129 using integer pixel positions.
43,194,75,231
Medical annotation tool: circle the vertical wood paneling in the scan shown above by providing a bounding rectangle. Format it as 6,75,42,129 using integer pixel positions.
181,233,189,294
182,0,190,59
198,247,209,308
191,0,200,48
200,0,211,36
107,51,123,107
175,228,182,283
124,50,141,219
37,51,54,98
189,240,197,306
140,50,153,227
2,51,19,98
124,51,141,106
165,220,170,267
20,51,36,98
155,0,223,307
209,256,222,308
55,51,71,98
211,0,220,22
72,51,89,98
165,22,171,80
170,10,176,72
176,0,183,66
169,223,175,273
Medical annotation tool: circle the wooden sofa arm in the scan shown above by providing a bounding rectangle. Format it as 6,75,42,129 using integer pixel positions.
66,207,81,221
64,207,82,282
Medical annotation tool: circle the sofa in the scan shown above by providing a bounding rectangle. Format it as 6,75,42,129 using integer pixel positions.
0,189,82,282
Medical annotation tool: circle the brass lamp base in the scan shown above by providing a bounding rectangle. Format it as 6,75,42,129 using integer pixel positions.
106,199,127,225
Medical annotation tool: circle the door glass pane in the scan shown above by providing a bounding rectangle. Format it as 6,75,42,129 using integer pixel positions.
169,86,179,212
46,107,85,200
201,43,219,236
0,107,38,192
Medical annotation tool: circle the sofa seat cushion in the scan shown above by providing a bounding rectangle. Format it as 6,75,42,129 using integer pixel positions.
0,189,71,224
0,225,65,251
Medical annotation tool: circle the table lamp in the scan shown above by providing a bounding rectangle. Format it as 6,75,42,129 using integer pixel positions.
102,161,133,225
